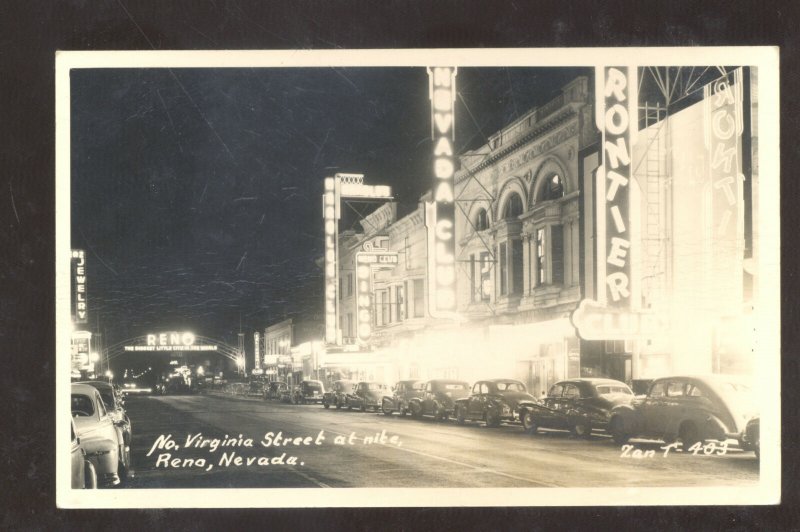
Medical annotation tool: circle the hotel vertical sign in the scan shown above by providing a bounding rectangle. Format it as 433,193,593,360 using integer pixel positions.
425,66,458,317
71,249,88,324
323,177,339,344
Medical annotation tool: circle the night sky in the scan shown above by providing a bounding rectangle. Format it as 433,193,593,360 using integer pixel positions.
70,66,588,354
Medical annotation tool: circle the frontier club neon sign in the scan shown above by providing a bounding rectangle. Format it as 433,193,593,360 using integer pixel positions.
573,66,653,340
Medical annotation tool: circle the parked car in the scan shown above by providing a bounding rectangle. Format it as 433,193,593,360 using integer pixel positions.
454,379,539,427
743,416,760,460
263,381,288,400
346,381,390,412
381,380,424,416
280,385,301,404
322,380,354,409
71,383,126,487
291,380,326,404
522,378,634,437
409,379,470,421
71,418,97,489
76,380,132,476
608,375,757,449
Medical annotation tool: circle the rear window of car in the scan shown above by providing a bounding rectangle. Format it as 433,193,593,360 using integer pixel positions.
443,384,467,390
367,383,387,391
596,385,632,396
305,382,322,389
496,382,526,392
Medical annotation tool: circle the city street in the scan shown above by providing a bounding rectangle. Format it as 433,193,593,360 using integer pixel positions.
122,393,759,489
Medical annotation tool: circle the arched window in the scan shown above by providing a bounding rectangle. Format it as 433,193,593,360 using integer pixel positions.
503,193,524,219
540,174,564,201
475,209,488,231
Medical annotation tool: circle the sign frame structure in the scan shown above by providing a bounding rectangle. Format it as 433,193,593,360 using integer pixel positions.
425,66,458,318
322,173,392,347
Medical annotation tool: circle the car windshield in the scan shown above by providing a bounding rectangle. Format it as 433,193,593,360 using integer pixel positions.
71,394,94,416
367,383,386,391
99,391,115,408
596,385,633,396
495,382,525,392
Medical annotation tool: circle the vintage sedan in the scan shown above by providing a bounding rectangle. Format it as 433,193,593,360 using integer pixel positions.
455,379,539,427
522,378,634,437
381,380,424,416
263,381,288,400
408,379,470,421
322,380,354,409
345,381,390,412
291,380,326,404
71,418,97,489
71,383,126,487
76,380,132,477
608,375,757,449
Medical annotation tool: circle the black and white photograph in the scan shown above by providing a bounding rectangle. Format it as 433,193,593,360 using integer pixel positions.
55,48,780,507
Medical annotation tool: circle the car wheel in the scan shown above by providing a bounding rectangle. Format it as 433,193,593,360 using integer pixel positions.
382,401,393,416
83,460,97,489
572,420,592,439
437,409,448,422
360,402,366,413
485,409,501,428
610,416,629,445
678,422,701,449
456,405,466,425
323,402,330,409
410,402,421,419
521,410,538,434
754,441,760,460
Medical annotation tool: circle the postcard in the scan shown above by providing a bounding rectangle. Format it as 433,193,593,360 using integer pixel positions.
56,47,780,507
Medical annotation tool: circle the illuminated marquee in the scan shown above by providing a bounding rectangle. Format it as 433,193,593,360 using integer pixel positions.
425,66,457,317
71,249,87,323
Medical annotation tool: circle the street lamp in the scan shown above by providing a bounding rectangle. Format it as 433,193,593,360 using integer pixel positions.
105,370,113,383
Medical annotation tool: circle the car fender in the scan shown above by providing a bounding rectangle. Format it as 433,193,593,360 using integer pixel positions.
609,404,639,432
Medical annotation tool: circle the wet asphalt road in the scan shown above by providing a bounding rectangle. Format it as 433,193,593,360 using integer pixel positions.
120,392,759,489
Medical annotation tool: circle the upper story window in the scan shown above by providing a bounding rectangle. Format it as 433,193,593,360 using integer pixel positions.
540,174,564,201
502,193,524,219
474,208,489,231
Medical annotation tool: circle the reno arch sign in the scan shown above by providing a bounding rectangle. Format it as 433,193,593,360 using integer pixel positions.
425,66,458,317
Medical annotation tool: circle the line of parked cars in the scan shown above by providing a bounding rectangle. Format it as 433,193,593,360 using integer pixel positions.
71,380,133,488
280,374,759,459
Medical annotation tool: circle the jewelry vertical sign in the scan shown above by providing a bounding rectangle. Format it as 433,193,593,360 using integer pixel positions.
425,66,458,318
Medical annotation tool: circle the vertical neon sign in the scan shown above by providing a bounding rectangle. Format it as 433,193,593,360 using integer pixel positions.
323,177,339,344
71,249,88,324
595,66,637,309
704,68,744,307
426,66,458,317
254,331,261,370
